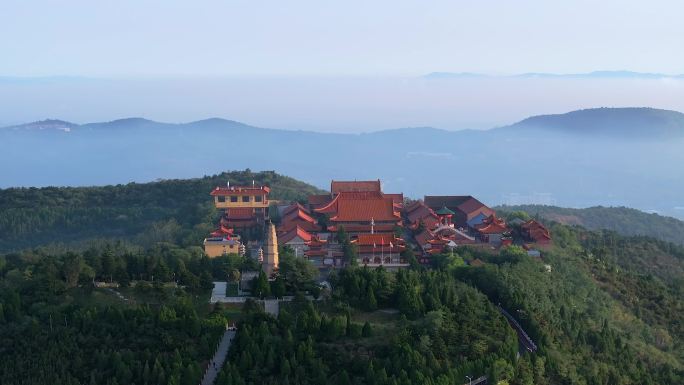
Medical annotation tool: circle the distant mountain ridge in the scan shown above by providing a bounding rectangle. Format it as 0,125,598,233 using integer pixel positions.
2,107,684,221
424,70,684,79
7,119,78,132
6,107,684,138
501,107,684,138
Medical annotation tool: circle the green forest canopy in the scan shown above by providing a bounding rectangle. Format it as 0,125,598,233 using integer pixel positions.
1,221,682,385
0,170,324,252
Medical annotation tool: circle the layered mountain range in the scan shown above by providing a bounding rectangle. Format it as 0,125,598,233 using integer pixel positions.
2,107,684,219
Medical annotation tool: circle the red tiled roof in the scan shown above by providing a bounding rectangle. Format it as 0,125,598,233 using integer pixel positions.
211,186,270,196
522,220,552,241
283,202,307,215
331,180,381,194
317,191,400,222
407,202,439,224
308,194,332,209
282,208,316,224
327,224,396,233
279,220,320,234
210,225,235,238
457,197,489,216
354,234,402,246
278,226,313,244
476,215,509,234
384,193,404,205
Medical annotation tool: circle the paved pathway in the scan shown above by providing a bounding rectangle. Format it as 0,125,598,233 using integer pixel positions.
200,329,236,385
497,305,538,353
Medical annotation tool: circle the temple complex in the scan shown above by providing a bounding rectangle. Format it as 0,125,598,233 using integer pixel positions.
211,183,270,228
203,178,538,271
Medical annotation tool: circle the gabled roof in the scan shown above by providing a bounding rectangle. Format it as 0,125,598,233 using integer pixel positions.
354,233,402,246
316,191,400,222
406,202,439,224
424,195,490,216
522,220,552,241
211,186,270,196
282,202,308,216
331,180,381,194
457,197,490,215
278,226,313,244
476,215,509,234
308,194,333,209
424,195,471,210
282,207,316,224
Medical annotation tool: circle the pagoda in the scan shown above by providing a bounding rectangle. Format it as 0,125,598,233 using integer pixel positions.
263,222,279,277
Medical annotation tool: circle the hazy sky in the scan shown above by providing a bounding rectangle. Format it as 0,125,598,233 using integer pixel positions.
2,1,684,131
2,0,683,77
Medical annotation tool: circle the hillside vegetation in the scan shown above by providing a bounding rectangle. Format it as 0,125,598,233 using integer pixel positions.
498,205,684,245
0,177,683,384
0,170,324,252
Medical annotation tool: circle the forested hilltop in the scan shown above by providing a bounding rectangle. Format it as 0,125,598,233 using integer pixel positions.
1,221,682,384
498,205,684,245
0,170,324,252
0,173,683,385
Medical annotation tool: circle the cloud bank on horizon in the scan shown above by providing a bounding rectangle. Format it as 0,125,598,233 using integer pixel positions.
2,0,684,131
2,75,684,133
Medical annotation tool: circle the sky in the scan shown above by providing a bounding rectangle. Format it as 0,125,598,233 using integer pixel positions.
2,0,683,77
1,0,684,131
